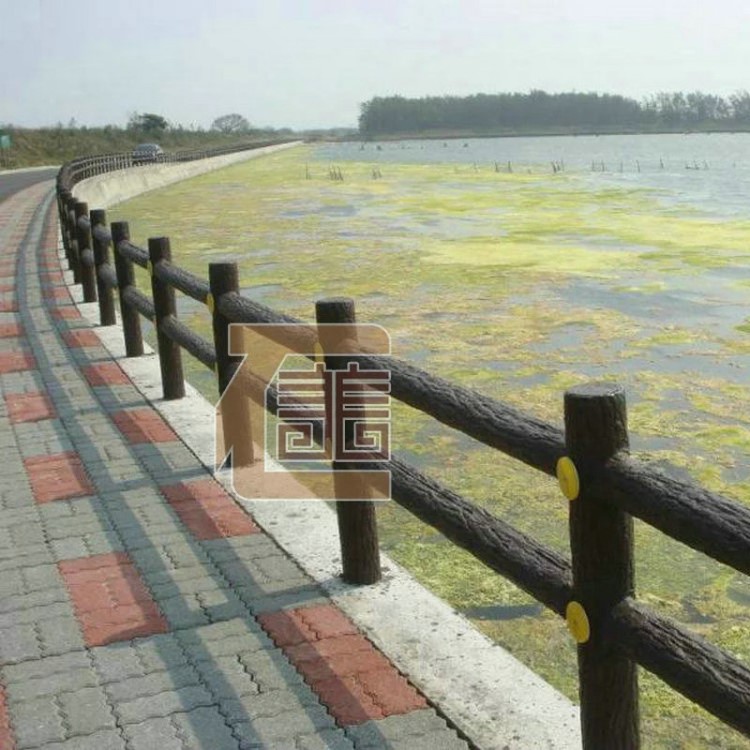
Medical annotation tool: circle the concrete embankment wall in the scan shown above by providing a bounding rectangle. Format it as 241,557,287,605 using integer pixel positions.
69,144,581,750
72,141,302,208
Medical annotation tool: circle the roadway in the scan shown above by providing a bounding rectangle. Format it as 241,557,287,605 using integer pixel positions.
0,166,58,203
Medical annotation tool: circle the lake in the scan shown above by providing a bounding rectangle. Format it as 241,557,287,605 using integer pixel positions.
111,135,750,749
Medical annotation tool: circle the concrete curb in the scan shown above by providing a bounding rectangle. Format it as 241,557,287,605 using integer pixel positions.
71,142,302,209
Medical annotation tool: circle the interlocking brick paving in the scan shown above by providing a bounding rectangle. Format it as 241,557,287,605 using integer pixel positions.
62,329,100,347
260,604,427,725
112,408,178,444
59,553,169,646
82,362,130,386
0,177,473,750
0,352,35,373
5,392,56,423
162,479,260,539
24,451,94,503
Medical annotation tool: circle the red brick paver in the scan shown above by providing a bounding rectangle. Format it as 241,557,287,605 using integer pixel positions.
0,300,18,313
62,329,100,347
82,362,130,386
24,452,94,503
53,306,81,320
112,408,178,443
59,552,169,646
0,352,35,373
0,686,15,750
259,605,427,725
5,392,56,423
0,323,23,338
162,479,259,540
44,286,71,302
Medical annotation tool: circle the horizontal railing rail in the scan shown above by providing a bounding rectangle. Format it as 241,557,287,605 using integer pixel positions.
54,146,750,749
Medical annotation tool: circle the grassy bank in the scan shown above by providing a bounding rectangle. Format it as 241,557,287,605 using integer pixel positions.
109,147,750,749
0,126,289,169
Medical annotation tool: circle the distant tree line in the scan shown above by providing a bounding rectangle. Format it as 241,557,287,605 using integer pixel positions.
0,113,289,169
358,90,750,136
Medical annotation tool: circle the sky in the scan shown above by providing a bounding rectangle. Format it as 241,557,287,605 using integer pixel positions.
2,0,750,130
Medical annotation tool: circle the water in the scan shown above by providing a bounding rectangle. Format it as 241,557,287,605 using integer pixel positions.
316,132,750,218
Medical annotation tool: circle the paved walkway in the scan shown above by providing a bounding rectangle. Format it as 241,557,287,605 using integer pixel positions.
0,181,472,750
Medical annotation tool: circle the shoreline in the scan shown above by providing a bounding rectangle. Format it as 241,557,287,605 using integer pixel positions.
340,127,750,142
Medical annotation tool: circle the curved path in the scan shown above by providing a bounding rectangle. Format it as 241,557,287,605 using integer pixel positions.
0,180,471,749
0,168,58,205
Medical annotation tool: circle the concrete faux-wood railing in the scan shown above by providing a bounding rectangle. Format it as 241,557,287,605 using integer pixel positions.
56,150,750,750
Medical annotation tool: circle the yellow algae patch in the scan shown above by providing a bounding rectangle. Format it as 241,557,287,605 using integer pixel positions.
420,237,635,275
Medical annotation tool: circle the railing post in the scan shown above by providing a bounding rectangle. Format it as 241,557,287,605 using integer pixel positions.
111,221,144,357
66,196,80,282
209,262,254,467
90,209,116,326
58,190,71,264
148,237,185,400
564,383,639,749
316,297,381,585
74,201,97,302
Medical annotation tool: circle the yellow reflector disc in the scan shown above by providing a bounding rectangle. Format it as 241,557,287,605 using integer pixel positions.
556,456,580,501
566,601,590,644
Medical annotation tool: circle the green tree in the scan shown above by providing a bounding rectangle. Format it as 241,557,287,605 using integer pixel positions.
128,112,169,135
211,113,251,133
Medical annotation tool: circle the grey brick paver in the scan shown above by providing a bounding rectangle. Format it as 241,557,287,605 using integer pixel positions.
195,588,249,622
10,695,66,747
0,549,52,571
3,650,91,682
91,644,148,684
35,616,86,656
0,586,68,614
0,625,42,664
122,716,185,750
171,707,240,750
155,594,211,629
4,667,98,702
133,633,190,672
232,706,336,747
114,684,216,724
219,688,324,728
295,730,356,750
33,729,127,750
57,685,117,735
105,665,201,702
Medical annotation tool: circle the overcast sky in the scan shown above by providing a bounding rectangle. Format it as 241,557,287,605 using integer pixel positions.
2,0,750,130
